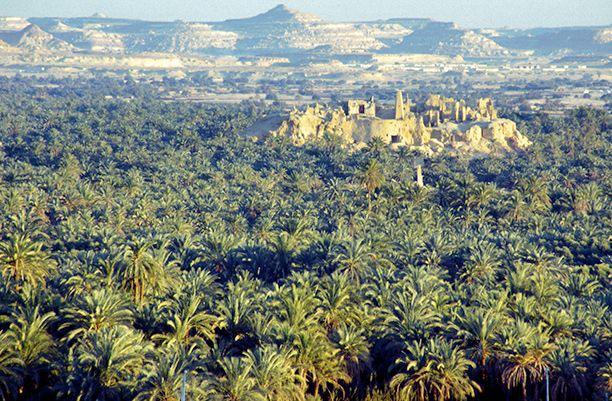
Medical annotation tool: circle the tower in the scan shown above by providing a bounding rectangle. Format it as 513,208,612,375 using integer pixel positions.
487,99,497,119
405,90,411,114
413,157,424,187
395,90,405,120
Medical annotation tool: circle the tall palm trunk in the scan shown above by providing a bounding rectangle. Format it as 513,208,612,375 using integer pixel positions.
480,348,489,383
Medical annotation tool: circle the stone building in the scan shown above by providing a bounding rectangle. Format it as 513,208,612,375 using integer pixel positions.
267,90,531,154
345,97,376,117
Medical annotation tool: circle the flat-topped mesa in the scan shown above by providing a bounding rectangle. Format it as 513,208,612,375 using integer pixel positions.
267,91,532,155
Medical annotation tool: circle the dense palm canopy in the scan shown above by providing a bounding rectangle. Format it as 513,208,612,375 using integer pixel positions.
390,339,481,401
0,234,56,287
0,77,609,401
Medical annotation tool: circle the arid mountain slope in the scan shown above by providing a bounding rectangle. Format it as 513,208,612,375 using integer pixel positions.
1,5,609,58
0,24,73,52
489,26,612,56
219,5,385,54
391,22,522,57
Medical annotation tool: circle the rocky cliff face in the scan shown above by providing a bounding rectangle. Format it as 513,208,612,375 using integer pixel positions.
355,23,413,42
225,4,322,25
220,5,385,54
0,38,17,52
2,6,608,58
43,21,125,53
392,23,521,57
127,22,238,54
491,26,612,56
0,5,516,58
0,24,74,52
594,28,612,44
0,17,29,31
431,119,531,154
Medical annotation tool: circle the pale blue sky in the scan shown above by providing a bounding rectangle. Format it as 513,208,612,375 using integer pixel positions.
1,0,610,28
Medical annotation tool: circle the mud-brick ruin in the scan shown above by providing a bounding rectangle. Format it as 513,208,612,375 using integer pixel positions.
268,91,532,154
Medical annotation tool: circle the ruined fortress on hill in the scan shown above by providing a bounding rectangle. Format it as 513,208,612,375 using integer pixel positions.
268,91,532,154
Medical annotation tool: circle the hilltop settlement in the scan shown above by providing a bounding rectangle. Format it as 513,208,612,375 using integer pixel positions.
259,91,531,154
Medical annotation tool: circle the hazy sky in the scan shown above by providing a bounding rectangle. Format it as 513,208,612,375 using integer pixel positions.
1,0,611,28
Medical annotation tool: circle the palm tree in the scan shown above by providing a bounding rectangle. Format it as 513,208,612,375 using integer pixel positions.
6,305,55,393
0,332,23,401
274,284,319,333
200,229,242,274
135,351,202,401
385,289,442,342
209,357,266,401
0,233,56,287
291,330,349,399
152,292,220,348
504,190,530,223
565,183,604,215
332,238,375,281
60,288,134,341
548,338,593,401
58,252,118,298
217,284,260,342
63,326,150,401
120,239,158,305
317,272,360,331
518,176,551,213
460,242,501,284
331,324,371,386
560,266,601,298
366,137,387,158
244,345,305,401
454,308,503,375
541,309,574,338
359,159,385,213
119,239,175,305
595,359,612,399
498,320,554,401
467,183,497,210
268,232,299,279
419,233,453,269
390,338,480,401
150,246,181,291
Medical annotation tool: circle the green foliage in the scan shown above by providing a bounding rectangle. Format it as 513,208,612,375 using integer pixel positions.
0,80,609,401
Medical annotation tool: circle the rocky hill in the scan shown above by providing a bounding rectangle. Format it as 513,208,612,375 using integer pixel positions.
262,104,531,155
41,21,124,53
224,4,322,25
0,17,29,31
0,38,17,52
255,94,532,156
0,24,73,52
126,22,238,54
219,5,385,54
488,26,612,56
390,22,521,57
1,5,609,58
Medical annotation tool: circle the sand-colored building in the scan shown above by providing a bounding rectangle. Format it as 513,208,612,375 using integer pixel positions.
268,90,531,154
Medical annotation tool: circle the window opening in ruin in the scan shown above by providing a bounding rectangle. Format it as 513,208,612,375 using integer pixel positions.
359,104,365,114
391,135,401,144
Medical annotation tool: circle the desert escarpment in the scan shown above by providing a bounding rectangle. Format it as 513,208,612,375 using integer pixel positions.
1,5,607,59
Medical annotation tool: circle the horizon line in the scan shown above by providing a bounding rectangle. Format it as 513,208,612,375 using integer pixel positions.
1,3,611,31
